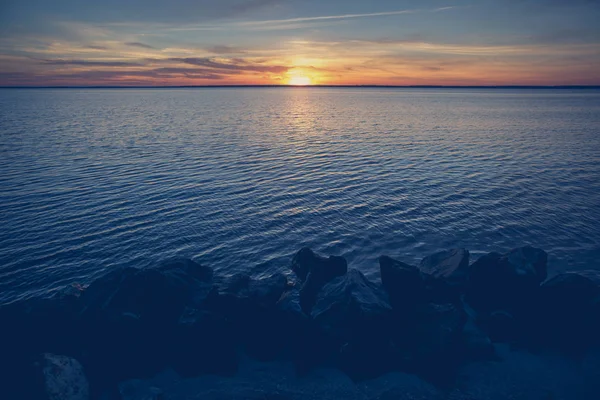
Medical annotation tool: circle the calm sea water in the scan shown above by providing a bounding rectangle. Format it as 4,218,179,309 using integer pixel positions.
1,88,599,303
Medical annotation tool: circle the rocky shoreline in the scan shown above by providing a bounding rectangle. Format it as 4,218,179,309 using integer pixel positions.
2,246,600,399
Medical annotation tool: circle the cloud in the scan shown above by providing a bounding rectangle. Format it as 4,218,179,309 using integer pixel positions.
206,45,246,54
41,59,143,67
173,57,289,73
125,42,155,49
85,45,108,50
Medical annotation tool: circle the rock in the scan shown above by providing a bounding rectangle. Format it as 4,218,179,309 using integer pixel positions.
41,354,90,400
482,310,517,343
80,259,215,324
419,249,469,301
171,308,237,377
220,272,289,308
379,256,425,309
408,302,466,381
291,248,348,313
539,270,600,350
77,260,216,390
419,248,470,284
311,269,394,379
357,371,443,400
205,273,290,361
466,246,547,313
292,247,347,282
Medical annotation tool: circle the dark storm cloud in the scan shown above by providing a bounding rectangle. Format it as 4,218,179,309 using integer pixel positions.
125,42,155,49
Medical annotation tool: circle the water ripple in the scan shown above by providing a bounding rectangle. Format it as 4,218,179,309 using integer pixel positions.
1,88,600,303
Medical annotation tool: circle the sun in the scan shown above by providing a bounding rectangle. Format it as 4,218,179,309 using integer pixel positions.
288,75,312,86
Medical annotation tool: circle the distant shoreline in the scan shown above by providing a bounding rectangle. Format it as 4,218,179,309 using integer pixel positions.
1,85,600,89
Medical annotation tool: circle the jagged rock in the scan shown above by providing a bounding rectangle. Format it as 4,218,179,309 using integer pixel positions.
419,249,469,301
539,270,600,349
291,248,348,313
41,354,90,400
466,246,547,313
379,255,424,309
311,269,394,379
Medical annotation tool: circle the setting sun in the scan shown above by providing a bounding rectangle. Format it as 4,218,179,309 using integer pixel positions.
288,75,312,86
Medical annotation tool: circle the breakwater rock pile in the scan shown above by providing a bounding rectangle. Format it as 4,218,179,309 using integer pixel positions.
2,246,600,399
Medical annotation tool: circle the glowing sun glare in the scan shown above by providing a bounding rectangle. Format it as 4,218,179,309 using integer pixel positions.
289,75,312,86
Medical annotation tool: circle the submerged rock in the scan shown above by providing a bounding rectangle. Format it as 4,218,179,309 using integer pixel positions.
466,246,547,313
311,269,393,379
41,354,90,400
379,255,425,309
291,248,348,313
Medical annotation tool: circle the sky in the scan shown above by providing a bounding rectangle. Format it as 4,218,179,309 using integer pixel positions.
0,0,599,86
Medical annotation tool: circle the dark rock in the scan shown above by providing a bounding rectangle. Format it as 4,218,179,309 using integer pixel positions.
291,248,348,313
205,273,290,361
539,270,600,350
80,259,215,324
419,248,470,283
171,308,237,377
483,310,517,343
466,246,547,313
419,248,469,301
310,269,394,379
220,272,289,308
292,247,347,282
274,288,323,373
41,353,90,400
460,301,495,361
379,255,425,309
407,302,466,381
76,260,216,391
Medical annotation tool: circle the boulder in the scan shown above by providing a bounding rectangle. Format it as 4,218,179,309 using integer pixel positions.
77,259,216,390
539,270,600,349
171,307,238,377
407,302,466,381
482,310,517,343
466,246,547,313
418,248,470,301
41,354,90,400
291,248,348,313
205,272,290,361
379,255,425,309
310,269,394,379
460,300,495,361
80,258,215,324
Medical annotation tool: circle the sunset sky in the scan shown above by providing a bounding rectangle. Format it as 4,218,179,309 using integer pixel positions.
0,0,599,86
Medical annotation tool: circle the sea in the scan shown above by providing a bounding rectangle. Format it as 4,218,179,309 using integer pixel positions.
1,87,599,304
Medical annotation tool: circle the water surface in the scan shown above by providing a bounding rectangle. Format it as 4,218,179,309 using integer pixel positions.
1,88,599,303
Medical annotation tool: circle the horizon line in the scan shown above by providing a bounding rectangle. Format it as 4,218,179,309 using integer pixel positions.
1,85,600,89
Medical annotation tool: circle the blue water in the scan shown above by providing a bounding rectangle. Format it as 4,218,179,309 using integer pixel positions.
1,88,600,303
